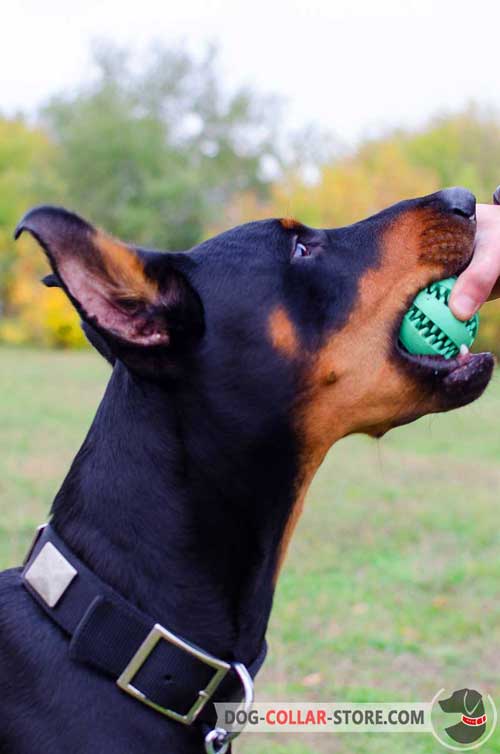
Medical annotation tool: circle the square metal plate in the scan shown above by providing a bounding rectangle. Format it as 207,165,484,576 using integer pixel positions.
24,542,77,607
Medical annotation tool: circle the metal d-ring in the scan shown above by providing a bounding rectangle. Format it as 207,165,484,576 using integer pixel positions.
204,662,255,754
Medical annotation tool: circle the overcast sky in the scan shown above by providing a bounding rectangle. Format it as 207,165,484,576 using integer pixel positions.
3,0,500,145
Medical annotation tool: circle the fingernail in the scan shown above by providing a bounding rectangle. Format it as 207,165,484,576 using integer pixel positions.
451,293,478,320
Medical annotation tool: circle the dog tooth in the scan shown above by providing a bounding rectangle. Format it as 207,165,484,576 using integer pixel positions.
459,344,469,356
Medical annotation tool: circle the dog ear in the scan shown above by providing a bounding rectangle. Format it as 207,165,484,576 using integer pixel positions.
16,206,204,368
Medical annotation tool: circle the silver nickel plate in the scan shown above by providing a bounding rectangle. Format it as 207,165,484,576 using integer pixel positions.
24,542,77,607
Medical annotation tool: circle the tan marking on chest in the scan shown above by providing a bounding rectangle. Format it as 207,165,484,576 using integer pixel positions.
274,461,321,582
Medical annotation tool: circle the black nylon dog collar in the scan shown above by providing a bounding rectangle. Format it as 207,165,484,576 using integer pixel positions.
22,523,266,744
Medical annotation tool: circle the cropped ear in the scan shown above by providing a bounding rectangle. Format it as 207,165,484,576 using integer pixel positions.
16,206,204,368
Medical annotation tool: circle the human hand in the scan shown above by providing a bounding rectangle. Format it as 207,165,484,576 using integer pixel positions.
449,187,500,320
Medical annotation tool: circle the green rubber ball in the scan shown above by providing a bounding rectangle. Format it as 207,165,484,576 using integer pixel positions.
399,277,479,359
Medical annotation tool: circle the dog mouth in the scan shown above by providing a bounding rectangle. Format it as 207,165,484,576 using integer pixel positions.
394,224,495,408
395,345,494,408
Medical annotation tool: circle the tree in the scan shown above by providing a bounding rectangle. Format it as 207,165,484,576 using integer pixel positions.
221,140,440,230
399,105,500,202
41,43,283,250
0,116,59,311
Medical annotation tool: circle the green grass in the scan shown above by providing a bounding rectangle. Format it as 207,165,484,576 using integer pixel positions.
1,347,499,753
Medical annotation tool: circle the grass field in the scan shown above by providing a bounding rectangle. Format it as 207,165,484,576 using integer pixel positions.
1,346,499,753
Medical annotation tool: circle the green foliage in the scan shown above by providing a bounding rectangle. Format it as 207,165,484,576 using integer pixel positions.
0,117,60,306
41,43,281,250
0,117,84,349
399,105,500,201
0,43,284,345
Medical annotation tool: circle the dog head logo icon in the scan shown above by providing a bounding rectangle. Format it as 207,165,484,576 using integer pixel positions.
439,689,486,745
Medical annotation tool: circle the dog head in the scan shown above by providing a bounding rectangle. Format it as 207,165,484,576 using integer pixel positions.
16,188,493,469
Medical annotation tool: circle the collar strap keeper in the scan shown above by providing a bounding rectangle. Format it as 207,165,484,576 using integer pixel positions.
22,523,265,731
462,714,487,726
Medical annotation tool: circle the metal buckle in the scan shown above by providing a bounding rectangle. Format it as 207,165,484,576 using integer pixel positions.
117,623,231,725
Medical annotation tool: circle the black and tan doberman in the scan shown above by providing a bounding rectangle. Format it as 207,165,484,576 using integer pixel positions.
0,188,494,753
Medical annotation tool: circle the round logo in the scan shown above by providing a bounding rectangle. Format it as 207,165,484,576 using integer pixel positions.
430,688,497,750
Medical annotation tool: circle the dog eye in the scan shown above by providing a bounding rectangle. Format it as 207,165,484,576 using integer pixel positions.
293,241,310,259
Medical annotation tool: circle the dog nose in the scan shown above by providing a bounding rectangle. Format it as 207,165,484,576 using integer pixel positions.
437,187,476,219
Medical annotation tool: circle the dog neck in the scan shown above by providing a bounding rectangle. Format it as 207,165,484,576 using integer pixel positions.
51,361,301,666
